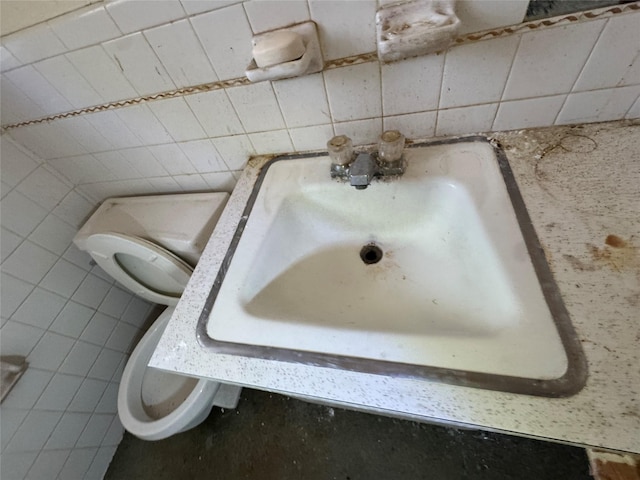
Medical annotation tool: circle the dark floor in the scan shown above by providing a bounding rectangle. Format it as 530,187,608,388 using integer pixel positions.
106,389,592,480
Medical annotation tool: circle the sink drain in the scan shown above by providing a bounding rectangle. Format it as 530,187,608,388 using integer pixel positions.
360,243,383,265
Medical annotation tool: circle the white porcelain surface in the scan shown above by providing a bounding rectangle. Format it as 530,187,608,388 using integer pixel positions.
118,307,220,440
205,142,568,379
74,192,229,266
84,111,141,149
376,0,460,63
324,62,381,122
149,123,639,453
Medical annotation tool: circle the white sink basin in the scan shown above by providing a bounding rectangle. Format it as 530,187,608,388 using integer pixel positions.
198,137,586,397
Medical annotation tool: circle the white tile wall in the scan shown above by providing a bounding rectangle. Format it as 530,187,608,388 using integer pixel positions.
33,56,103,109
244,0,310,33
502,20,606,100
2,23,67,64
0,136,154,480
1,7,639,479
248,130,295,154
383,111,438,141
440,35,520,109
324,62,382,122
191,4,254,80
574,14,640,91
148,97,208,142
273,73,332,128
66,45,139,102
185,90,244,137
382,54,444,116
48,5,122,51
105,0,186,35
556,85,640,125
4,65,73,115
0,44,22,72
309,0,377,60
493,95,566,131
102,33,175,96
144,19,219,88
227,82,286,132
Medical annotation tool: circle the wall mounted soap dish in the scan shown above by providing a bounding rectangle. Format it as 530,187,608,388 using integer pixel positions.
246,22,323,83
376,0,460,63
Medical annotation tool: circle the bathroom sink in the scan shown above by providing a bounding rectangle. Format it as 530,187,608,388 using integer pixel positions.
197,137,587,397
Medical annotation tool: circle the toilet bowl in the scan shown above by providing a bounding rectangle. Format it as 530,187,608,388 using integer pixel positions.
74,192,241,440
118,307,221,440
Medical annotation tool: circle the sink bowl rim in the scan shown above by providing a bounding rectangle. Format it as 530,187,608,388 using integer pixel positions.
195,135,588,398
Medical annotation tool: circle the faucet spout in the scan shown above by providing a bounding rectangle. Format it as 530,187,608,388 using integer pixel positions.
349,153,377,189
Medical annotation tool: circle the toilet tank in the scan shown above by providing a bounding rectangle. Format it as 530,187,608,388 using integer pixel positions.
74,192,229,266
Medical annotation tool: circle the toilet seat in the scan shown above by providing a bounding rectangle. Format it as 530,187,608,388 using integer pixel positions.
84,232,193,306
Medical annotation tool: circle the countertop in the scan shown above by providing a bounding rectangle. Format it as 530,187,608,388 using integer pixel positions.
151,120,640,453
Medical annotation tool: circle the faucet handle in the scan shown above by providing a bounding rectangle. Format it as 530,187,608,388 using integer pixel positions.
327,135,353,166
378,130,405,164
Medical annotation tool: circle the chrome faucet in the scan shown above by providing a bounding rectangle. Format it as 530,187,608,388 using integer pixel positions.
349,153,378,189
328,131,406,190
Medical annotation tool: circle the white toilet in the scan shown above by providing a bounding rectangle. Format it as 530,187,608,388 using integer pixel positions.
74,192,241,440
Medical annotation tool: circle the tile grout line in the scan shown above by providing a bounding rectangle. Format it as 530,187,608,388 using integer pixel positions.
490,33,523,131
552,18,610,125
4,3,638,132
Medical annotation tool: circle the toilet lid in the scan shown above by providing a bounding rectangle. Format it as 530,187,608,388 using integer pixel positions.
84,232,193,306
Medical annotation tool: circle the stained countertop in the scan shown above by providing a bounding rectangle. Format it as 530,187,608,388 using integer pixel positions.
151,120,640,453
